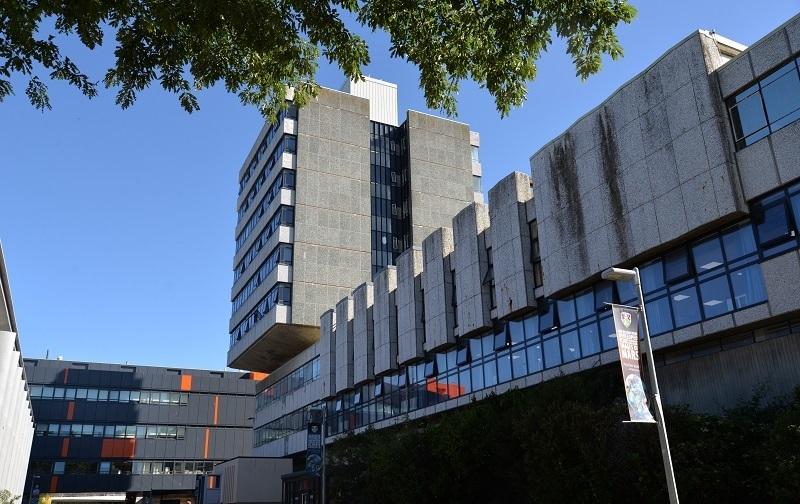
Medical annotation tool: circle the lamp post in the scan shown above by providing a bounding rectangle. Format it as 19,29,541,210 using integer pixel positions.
602,267,679,504
28,475,40,504
308,405,327,504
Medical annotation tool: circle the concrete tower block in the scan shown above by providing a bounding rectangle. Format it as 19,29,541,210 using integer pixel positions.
453,203,492,337
396,247,425,364
319,309,337,399
352,283,375,385
335,296,355,393
421,228,456,351
374,267,399,375
488,172,538,318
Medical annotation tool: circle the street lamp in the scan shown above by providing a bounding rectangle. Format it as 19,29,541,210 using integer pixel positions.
601,267,679,504
308,405,327,504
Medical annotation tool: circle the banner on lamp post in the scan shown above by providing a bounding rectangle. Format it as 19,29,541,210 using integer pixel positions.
306,422,323,476
611,304,655,423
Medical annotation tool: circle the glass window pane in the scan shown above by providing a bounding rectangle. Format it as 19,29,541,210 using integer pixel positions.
497,354,512,383
527,342,543,373
483,359,498,387
730,264,768,309
471,365,484,390
665,247,692,283
575,289,594,319
599,315,617,351
104,425,115,437
640,260,665,293
579,322,601,357
136,426,146,438
511,350,528,379
730,92,767,140
459,369,471,394
595,281,615,311
98,390,108,401
699,275,734,318
86,389,98,401
481,334,494,356
65,388,76,400
508,319,525,345
539,301,557,333
31,385,43,398
543,338,561,368
469,338,482,361
616,279,637,304
119,391,130,402
761,66,800,124
671,286,702,328
557,298,577,326
692,237,725,272
645,297,674,335
75,388,87,399
561,330,580,363
93,426,104,437
755,202,791,245
722,222,757,260
523,314,539,339
53,388,65,399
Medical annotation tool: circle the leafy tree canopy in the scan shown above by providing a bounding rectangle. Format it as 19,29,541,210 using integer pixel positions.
0,0,636,118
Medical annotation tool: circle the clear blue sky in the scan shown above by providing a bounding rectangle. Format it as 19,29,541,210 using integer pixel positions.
0,2,796,371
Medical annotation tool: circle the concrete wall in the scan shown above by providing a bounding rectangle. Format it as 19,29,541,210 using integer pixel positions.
718,15,800,200
373,267,399,375
488,172,537,318
352,283,375,385
452,203,492,337
293,88,374,326
396,247,425,364
530,30,747,297
406,111,475,246
319,310,336,399
421,228,456,351
335,296,355,393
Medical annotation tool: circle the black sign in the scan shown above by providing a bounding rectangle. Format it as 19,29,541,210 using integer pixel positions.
306,422,323,476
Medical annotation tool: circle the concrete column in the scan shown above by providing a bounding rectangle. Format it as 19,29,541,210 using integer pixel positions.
319,309,337,398
488,172,538,318
334,296,355,393
453,203,492,337
352,283,375,385
373,267,398,375
396,247,425,364
421,228,456,351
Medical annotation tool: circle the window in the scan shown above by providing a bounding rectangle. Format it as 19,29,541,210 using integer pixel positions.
473,175,482,193
529,221,543,287
728,58,800,149
665,247,692,283
485,248,496,310
471,145,480,163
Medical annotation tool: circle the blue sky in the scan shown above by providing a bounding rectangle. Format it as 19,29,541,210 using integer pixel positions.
0,3,796,371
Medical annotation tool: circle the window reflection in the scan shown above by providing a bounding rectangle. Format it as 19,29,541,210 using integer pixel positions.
672,287,702,328
699,275,734,318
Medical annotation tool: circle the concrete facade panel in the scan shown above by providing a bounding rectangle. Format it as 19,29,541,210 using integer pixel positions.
396,247,425,364
373,267,399,375
422,228,456,351
453,203,492,337
335,296,355,393
352,283,375,385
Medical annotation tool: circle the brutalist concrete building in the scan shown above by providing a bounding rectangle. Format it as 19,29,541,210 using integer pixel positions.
227,77,482,373
0,243,34,497
240,15,800,499
23,359,258,504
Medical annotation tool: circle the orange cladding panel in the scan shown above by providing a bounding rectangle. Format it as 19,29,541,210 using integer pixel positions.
180,375,193,391
49,476,58,493
63,368,69,384
101,439,114,458
204,428,210,458
213,396,219,425
66,402,75,421
61,438,69,457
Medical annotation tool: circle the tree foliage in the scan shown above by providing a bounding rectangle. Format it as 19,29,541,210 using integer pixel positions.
327,374,800,503
0,0,636,117
0,490,20,504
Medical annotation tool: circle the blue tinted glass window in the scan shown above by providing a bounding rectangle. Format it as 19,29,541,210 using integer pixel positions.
730,91,768,141
599,315,617,351
471,366,484,390
482,334,495,356
459,369,471,394
557,298,577,326
730,264,768,309
508,319,525,345
543,337,561,368
539,301,557,332
524,314,539,339
671,286,702,328
755,202,791,245
699,275,734,318
561,330,580,363
595,281,615,310
527,342,543,373
575,289,595,319
640,260,665,293
665,247,692,283
497,354,512,383
722,222,757,260
579,322,601,356
469,338,483,360
761,63,800,126
616,278,638,304
484,359,498,387
645,296,673,335
692,237,725,272
512,350,528,379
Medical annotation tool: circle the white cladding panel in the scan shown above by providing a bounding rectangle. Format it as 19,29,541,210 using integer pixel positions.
342,77,399,126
